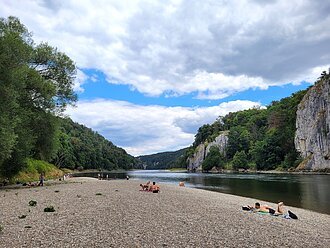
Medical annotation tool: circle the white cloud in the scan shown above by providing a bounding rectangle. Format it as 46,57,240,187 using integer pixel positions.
73,69,89,93
65,99,262,155
1,0,329,99
290,64,330,85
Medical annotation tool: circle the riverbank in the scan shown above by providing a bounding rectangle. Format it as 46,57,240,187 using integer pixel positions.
193,169,330,175
0,178,329,247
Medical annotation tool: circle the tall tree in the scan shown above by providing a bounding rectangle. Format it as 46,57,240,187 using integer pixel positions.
0,17,77,177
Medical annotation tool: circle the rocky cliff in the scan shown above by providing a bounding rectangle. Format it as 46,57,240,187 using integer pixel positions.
188,131,228,171
295,77,330,171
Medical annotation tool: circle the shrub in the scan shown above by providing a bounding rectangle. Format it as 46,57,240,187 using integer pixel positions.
29,200,37,207
44,206,55,212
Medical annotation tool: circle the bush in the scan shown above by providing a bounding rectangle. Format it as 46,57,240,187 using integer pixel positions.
29,200,37,207
44,206,55,212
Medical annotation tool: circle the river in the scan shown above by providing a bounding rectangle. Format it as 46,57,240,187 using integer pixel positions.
73,170,330,215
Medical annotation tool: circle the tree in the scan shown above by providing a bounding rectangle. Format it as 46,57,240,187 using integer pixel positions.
232,151,248,170
52,118,137,171
202,146,225,172
193,124,213,147
250,129,283,170
0,16,77,178
226,126,251,158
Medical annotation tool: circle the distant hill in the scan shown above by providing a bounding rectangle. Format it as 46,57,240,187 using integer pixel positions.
137,148,188,169
53,118,138,171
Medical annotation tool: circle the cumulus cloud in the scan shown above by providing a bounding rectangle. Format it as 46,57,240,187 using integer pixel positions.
73,69,89,93
1,0,329,99
65,99,262,155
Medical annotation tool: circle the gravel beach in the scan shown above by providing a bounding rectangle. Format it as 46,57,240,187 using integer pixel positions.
0,178,329,248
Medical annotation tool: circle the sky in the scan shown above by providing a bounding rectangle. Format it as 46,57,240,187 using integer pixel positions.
1,0,330,156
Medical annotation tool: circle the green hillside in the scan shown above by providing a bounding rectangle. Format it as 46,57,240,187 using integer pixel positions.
178,88,312,171
54,118,137,171
137,148,188,169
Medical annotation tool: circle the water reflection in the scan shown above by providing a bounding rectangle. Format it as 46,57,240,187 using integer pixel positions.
72,170,330,215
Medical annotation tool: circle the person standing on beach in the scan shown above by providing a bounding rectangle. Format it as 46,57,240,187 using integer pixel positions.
38,173,44,186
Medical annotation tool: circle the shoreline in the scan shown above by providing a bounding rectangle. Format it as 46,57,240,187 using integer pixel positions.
187,170,330,175
0,178,329,247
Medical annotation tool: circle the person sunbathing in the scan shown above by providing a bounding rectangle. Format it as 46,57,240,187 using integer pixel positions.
140,181,150,191
245,202,284,215
254,202,268,211
276,202,285,214
149,182,160,193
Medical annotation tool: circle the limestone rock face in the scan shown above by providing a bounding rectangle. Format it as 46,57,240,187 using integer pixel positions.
295,79,330,170
187,143,206,172
188,132,228,171
205,132,229,155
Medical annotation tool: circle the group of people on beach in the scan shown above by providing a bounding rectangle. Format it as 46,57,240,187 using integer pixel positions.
140,181,160,193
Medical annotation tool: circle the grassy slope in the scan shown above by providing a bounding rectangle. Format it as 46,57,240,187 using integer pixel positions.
12,159,64,183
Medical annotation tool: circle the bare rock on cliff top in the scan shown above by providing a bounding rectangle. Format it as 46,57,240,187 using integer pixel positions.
295,77,330,171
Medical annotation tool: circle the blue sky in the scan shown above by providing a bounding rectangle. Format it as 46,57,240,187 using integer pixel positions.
2,0,329,155
78,68,312,107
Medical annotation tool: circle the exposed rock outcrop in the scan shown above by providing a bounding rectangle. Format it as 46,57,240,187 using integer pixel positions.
295,77,330,170
188,131,228,171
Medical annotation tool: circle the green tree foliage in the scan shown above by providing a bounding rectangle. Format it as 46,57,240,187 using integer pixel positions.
202,146,225,172
138,148,188,169
190,88,309,171
232,151,248,170
226,126,251,158
193,124,213,147
0,17,76,177
53,118,137,171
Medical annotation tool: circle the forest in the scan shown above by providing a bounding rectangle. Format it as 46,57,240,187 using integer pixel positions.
137,148,187,169
54,118,137,171
0,17,136,179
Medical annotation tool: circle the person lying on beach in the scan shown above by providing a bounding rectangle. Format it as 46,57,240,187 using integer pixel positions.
276,202,285,214
22,182,37,187
149,182,160,193
243,202,298,219
140,181,151,191
245,202,274,214
245,202,285,215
